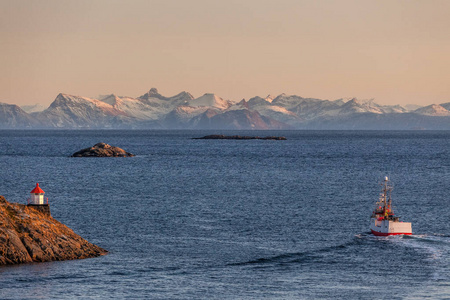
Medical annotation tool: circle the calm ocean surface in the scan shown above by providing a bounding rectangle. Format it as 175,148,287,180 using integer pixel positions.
0,130,449,299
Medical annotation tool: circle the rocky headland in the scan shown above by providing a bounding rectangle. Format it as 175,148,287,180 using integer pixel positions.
0,195,107,266
193,135,287,140
71,142,135,157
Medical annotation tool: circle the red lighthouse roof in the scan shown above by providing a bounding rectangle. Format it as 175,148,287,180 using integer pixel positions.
30,183,45,194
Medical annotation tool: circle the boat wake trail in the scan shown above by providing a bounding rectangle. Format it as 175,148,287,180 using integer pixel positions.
395,233,450,259
230,232,450,271
229,237,364,267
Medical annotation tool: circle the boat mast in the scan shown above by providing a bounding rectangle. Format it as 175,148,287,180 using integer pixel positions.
383,177,389,218
387,178,393,216
383,176,394,218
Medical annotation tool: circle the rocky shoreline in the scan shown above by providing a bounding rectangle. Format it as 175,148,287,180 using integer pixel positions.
193,135,287,140
0,196,107,266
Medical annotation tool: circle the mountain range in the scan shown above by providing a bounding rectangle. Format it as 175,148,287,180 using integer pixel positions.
1,88,449,129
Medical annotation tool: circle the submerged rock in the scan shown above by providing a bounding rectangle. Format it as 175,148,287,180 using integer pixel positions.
193,135,287,140
0,195,107,266
71,143,135,157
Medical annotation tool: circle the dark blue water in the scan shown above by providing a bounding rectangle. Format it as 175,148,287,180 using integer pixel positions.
0,130,449,299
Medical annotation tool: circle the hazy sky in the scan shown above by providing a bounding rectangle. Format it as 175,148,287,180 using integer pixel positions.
1,0,449,106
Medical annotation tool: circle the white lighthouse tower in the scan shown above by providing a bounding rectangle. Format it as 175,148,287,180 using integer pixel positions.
29,183,46,204
28,183,50,215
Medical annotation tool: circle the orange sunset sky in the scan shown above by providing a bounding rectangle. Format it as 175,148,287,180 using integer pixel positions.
1,0,449,106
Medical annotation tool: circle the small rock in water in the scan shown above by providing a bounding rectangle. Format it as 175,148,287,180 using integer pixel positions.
71,143,135,157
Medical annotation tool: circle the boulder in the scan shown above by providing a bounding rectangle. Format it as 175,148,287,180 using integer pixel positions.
71,143,135,157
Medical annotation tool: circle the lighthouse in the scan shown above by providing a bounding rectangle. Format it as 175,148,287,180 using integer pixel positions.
28,183,51,215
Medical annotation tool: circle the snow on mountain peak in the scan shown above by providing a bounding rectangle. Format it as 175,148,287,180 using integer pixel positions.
99,94,121,105
341,98,384,114
271,94,308,109
265,95,274,103
188,93,232,110
53,93,89,105
171,91,194,102
47,93,128,118
413,104,450,116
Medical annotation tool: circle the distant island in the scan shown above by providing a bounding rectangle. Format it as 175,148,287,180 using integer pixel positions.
193,135,287,140
0,195,107,266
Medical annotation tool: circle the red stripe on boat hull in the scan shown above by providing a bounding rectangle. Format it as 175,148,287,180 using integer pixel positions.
371,229,412,236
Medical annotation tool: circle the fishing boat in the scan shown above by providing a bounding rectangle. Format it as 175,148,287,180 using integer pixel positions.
370,177,412,236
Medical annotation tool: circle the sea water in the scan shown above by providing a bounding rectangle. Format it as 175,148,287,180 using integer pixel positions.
0,130,448,299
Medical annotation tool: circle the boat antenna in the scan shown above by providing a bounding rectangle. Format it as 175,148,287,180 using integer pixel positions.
383,176,390,218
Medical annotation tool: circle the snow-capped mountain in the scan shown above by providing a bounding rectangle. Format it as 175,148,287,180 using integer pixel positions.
37,93,130,128
1,88,450,129
0,103,36,128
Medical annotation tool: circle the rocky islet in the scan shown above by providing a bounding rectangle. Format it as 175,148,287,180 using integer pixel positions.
71,143,135,157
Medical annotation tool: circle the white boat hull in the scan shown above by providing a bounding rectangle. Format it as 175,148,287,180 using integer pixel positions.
370,218,412,236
